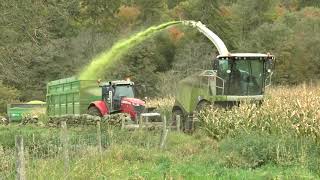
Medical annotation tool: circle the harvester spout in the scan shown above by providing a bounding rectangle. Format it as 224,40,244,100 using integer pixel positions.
183,21,229,56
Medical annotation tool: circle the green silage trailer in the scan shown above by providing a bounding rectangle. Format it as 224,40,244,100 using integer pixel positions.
46,77,102,117
7,101,46,122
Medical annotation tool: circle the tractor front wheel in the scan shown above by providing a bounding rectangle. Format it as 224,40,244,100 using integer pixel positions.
88,106,102,117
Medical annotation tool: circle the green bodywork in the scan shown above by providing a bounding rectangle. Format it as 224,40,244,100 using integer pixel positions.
176,73,224,113
46,77,101,117
7,101,46,122
175,72,264,114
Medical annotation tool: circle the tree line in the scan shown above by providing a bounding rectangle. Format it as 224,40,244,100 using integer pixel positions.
0,0,319,114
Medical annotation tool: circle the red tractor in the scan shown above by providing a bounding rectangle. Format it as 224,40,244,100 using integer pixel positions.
87,80,147,120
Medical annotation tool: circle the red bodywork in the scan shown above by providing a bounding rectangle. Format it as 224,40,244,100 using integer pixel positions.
89,101,109,115
89,97,145,120
121,97,145,120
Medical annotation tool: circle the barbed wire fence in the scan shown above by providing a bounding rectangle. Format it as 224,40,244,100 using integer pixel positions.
1,114,185,179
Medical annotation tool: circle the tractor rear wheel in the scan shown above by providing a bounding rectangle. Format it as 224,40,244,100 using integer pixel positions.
88,106,102,117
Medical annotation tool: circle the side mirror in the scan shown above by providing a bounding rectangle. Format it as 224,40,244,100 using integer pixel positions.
213,59,219,70
266,59,273,73
108,90,113,103
265,59,274,87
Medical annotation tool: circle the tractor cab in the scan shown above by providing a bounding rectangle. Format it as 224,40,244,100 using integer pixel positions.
213,53,274,96
100,80,136,112
89,80,145,120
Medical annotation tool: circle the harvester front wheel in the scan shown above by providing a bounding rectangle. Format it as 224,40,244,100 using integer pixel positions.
88,106,102,117
172,108,186,131
196,100,211,113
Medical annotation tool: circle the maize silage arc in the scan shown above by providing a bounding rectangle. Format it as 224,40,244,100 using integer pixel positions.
79,21,182,80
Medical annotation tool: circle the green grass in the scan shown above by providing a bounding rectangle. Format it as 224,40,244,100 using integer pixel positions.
28,150,316,179
0,125,319,179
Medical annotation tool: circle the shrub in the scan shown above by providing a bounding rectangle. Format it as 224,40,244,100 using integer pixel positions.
0,82,20,115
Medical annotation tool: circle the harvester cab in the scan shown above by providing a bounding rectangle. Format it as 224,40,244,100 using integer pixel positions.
213,53,275,96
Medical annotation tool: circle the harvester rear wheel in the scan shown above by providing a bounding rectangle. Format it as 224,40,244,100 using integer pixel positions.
88,106,102,117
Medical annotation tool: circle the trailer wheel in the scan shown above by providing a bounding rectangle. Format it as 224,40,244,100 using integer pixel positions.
88,106,102,117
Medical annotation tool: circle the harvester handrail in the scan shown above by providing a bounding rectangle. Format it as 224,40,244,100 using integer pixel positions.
265,72,273,88
215,76,225,95
200,70,225,95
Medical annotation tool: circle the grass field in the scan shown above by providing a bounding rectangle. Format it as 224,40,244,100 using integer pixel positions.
1,85,320,179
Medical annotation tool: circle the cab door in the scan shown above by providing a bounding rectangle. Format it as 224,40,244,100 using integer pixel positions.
102,85,114,112
216,59,229,95
230,59,264,95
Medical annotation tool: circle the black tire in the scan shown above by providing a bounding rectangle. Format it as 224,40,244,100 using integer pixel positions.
196,100,211,113
88,106,102,117
172,108,187,131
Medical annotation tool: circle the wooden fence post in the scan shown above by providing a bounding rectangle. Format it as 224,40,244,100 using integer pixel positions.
160,116,168,149
15,136,26,180
139,115,143,130
176,115,180,132
162,116,167,132
96,121,102,154
106,124,113,147
191,112,196,132
121,116,125,130
60,121,69,174
32,133,36,152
